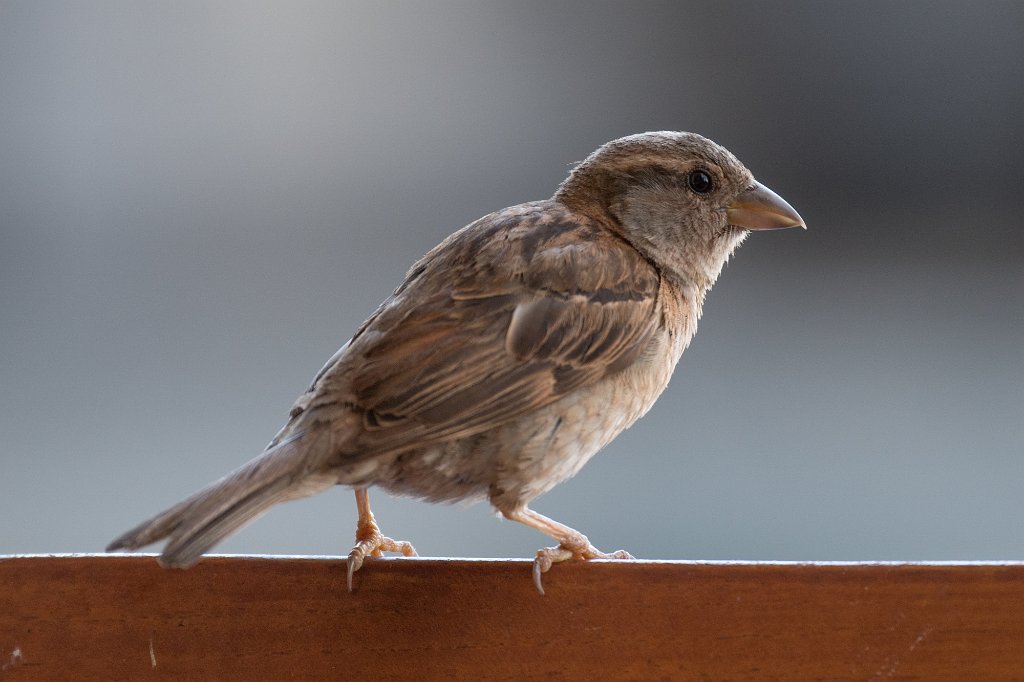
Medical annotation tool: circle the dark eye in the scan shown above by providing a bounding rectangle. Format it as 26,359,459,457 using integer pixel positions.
688,169,714,194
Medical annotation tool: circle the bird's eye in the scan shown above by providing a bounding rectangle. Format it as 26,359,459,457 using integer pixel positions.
688,169,714,194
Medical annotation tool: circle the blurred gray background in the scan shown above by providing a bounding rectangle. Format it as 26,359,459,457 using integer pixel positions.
2,1,1022,562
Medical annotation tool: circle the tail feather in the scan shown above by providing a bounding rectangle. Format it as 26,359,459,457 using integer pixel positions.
106,431,334,567
159,474,295,567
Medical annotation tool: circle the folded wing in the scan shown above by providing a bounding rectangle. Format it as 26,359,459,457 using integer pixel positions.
309,202,663,456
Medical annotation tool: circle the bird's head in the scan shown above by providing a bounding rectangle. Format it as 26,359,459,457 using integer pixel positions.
554,131,804,292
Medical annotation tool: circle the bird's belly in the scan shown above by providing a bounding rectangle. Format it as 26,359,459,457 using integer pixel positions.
376,328,682,510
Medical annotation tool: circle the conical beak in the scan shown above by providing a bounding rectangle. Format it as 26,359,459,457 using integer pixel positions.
727,181,806,230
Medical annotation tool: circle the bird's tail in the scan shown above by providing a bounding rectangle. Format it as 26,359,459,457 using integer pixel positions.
106,430,334,567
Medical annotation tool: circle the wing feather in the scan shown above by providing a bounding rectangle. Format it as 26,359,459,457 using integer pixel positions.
310,201,662,455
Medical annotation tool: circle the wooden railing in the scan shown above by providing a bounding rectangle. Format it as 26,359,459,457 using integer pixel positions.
3,555,1024,679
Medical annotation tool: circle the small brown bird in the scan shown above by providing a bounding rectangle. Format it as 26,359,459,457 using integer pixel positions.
108,131,804,593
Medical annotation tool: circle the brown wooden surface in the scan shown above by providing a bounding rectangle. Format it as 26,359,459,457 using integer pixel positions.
2,555,1024,680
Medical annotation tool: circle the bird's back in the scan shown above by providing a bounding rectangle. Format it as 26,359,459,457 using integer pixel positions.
285,199,688,507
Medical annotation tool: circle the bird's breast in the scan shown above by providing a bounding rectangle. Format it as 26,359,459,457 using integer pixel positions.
486,320,684,509
373,284,697,511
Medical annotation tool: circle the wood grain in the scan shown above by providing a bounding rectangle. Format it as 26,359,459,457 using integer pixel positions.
2,555,1024,680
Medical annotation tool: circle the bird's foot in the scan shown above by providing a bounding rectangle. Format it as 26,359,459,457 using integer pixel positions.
346,521,417,592
532,537,634,595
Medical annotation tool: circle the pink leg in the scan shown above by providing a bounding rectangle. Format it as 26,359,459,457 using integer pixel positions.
501,506,633,595
346,488,417,591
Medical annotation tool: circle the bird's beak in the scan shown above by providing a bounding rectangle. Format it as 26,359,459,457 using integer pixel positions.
727,181,806,230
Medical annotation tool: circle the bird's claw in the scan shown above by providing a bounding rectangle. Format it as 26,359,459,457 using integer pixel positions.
532,543,634,595
346,531,417,592
346,549,363,592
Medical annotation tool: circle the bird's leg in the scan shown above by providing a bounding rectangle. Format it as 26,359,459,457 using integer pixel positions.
346,488,417,591
501,506,634,595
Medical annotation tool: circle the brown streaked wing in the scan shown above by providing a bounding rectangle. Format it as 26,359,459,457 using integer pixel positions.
335,203,662,454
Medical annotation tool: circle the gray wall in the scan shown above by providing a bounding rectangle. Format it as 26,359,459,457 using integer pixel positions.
2,1,1022,562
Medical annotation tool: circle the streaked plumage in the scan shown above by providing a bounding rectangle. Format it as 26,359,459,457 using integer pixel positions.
108,131,804,592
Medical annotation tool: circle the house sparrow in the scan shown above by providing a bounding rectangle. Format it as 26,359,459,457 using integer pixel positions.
107,131,805,593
